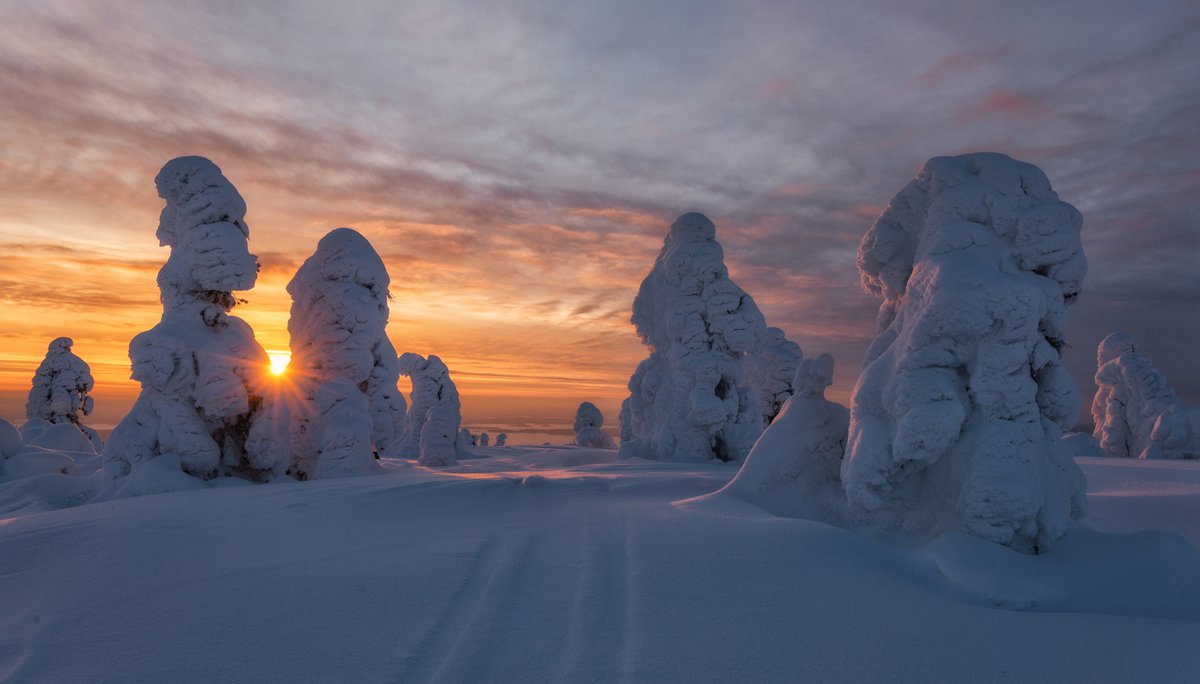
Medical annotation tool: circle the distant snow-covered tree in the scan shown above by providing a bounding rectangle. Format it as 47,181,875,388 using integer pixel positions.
619,212,797,462
479,433,490,447
104,156,279,481
1093,332,1200,460
419,406,458,466
25,337,102,450
286,228,407,478
573,401,616,449
841,153,1088,553
495,433,507,447
399,353,464,456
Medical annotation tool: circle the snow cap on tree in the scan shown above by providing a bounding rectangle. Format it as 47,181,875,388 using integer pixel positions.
1093,332,1200,460
104,156,278,482
619,212,796,462
573,401,616,449
842,153,1088,553
25,337,101,450
285,228,406,478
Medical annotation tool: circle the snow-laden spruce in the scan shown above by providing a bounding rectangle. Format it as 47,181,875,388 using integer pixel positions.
744,327,803,426
104,157,278,481
419,406,458,466
619,212,801,462
495,433,507,447
841,153,1089,553
399,353,464,457
285,228,407,478
1093,333,1200,460
574,401,616,449
716,354,849,516
25,337,102,451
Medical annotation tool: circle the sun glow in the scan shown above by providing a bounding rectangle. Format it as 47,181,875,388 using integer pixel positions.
266,350,291,376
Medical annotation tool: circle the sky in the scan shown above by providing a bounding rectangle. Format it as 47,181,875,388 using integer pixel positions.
0,0,1197,433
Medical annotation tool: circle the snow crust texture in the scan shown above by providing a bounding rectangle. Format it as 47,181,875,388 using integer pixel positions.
619,212,801,463
286,228,405,478
842,153,1089,553
24,337,101,450
104,156,277,482
573,401,616,449
1093,333,1200,460
400,353,464,461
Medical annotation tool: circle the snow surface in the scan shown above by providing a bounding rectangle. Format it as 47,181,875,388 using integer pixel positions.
1093,332,1200,459
843,153,1088,553
0,448,1198,682
24,337,101,450
619,212,801,463
285,227,406,478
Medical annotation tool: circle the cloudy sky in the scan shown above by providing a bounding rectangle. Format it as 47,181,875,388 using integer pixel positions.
1,0,1197,430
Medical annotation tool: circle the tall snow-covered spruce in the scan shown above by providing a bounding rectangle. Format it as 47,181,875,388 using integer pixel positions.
286,228,408,479
25,337,102,450
399,353,464,460
1093,333,1200,460
104,157,277,481
842,153,1088,553
619,212,801,462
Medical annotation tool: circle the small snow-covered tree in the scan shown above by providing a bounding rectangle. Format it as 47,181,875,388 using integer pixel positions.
459,427,472,449
718,354,849,510
574,401,616,449
841,153,1089,553
104,156,279,481
25,337,102,450
619,212,797,462
420,406,458,466
286,228,407,479
399,353,464,456
1093,332,1200,460
495,433,507,447
479,433,490,447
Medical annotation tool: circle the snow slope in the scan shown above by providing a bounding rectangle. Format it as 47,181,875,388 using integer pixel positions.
1,449,1199,682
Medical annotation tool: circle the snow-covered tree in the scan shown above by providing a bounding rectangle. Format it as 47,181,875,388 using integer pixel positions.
459,427,472,449
419,406,458,466
718,354,849,512
399,353,464,456
495,433,507,447
744,327,803,426
574,401,616,449
479,433,490,447
841,153,1089,553
25,337,102,450
286,228,407,478
1093,332,1200,460
619,212,797,462
104,156,278,481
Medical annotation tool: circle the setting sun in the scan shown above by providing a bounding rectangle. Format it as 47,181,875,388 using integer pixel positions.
266,350,291,376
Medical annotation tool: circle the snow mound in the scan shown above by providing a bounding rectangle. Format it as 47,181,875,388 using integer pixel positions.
28,422,95,454
25,337,102,450
842,153,1088,553
286,228,406,478
104,156,279,483
1092,332,1200,459
0,418,21,459
711,353,849,519
400,353,464,456
619,212,800,463
573,401,617,449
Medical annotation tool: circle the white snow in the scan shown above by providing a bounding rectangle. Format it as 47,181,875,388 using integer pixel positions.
0,418,22,460
285,227,406,478
843,153,1089,553
573,401,617,449
399,353,464,457
0,449,1198,682
103,156,279,482
24,337,101,450
619,212,800,463
1093,332,1200,459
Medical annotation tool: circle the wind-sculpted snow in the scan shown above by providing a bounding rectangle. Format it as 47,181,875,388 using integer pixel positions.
400,353,464,457
842,153,1089,553
619,212,800,462
104,157,278,482
1093,333,1200,460
716,354,849,518
25,337,101,451
573,401,616,449
286,228,405,478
